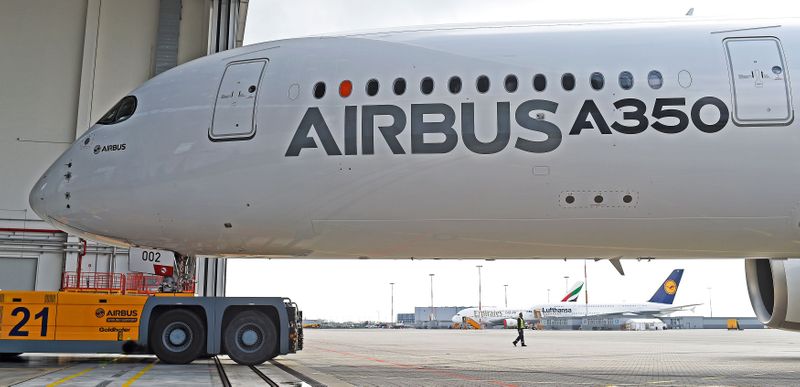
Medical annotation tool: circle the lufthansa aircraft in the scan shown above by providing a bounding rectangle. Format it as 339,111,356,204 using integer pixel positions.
453,270,696,326
529,269,699,318
28,17,800,331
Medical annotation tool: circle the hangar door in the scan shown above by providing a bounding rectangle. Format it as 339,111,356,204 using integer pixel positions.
209,59,268,141
0,258,37,290
724,37,793,126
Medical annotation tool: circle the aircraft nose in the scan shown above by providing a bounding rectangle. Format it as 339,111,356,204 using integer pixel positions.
29,172,50,220
451,314,461,323
29,148,71,224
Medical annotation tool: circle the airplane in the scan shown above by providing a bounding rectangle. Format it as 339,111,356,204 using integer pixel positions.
451,281,585,327
529,269,700,318
28,17,800,332
453,270,696,326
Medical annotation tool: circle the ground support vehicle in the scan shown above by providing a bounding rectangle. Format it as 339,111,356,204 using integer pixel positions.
0,288,303,365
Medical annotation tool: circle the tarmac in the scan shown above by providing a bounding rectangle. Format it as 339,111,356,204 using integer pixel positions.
2,328,800,386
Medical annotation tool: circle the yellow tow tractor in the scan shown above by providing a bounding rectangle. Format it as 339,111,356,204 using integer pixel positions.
0,272,303,365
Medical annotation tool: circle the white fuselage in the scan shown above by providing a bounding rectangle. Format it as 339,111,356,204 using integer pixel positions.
455,302,680,325
30,18,800,260
455,308,535,325
534,302,680,318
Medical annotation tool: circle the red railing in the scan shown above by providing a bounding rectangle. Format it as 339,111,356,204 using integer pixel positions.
123,272,159,294
61,272,126,293
0,227,64,234
61,272,195,295
125,273,196,295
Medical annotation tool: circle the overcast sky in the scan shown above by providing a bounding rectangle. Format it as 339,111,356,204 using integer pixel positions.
243,0,800,43
229,1,796,321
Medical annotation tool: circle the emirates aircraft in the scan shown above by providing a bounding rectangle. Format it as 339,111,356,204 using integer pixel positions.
453,281,584,326
29,17,800,332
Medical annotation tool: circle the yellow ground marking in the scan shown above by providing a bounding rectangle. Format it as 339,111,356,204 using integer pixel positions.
122,359,158,387
46,367,95,387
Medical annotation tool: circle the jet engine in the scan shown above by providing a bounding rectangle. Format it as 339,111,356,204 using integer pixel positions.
745,259,800,331
503,318,519,329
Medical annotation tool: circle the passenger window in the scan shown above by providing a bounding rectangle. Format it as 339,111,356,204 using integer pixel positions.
533,74,547,91
504,74,518,92
97,96,138,125
448,76,462,94
393,78,406,95
420,77,434,95
590,72,604,90
561,73,575,91
476,75,490,93
366,79,379,96
648,70,663,89
313,82,326,99
619,71,634,90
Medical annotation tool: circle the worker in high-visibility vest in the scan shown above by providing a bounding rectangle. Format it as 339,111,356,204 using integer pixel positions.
512,312,527,347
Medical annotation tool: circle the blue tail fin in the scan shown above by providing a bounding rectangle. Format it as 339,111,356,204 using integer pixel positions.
648,269,684,304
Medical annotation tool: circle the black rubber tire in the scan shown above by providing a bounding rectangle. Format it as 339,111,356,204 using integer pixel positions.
223,310,278,365
150,309,205,364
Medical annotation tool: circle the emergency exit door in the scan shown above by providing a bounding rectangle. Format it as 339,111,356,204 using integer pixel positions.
724,37,793,126
209,59,268,141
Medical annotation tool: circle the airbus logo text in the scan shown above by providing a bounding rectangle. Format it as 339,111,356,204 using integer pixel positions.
286,97,729,156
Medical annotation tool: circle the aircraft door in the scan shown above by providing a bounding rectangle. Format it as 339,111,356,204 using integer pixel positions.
209,59,268,141
724,37,793,126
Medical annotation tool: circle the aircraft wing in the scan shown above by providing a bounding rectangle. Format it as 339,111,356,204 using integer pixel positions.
583,311,648,317
654,303,704,315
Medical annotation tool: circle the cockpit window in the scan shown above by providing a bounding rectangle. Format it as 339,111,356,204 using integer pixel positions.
97,96,137,125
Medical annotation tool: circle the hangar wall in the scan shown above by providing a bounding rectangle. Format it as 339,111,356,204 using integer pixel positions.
0,0,214,290
0,1,86,219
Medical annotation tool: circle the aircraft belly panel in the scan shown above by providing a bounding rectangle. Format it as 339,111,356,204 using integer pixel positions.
308,217,792,258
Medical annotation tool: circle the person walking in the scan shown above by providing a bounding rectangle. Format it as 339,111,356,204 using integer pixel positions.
512,312,527,347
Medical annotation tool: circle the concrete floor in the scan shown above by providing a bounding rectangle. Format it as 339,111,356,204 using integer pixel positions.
2,329,800,386
293,329,800,386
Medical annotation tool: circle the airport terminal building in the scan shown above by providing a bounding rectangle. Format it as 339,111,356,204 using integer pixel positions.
547,316,764,330
413,307,470,328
